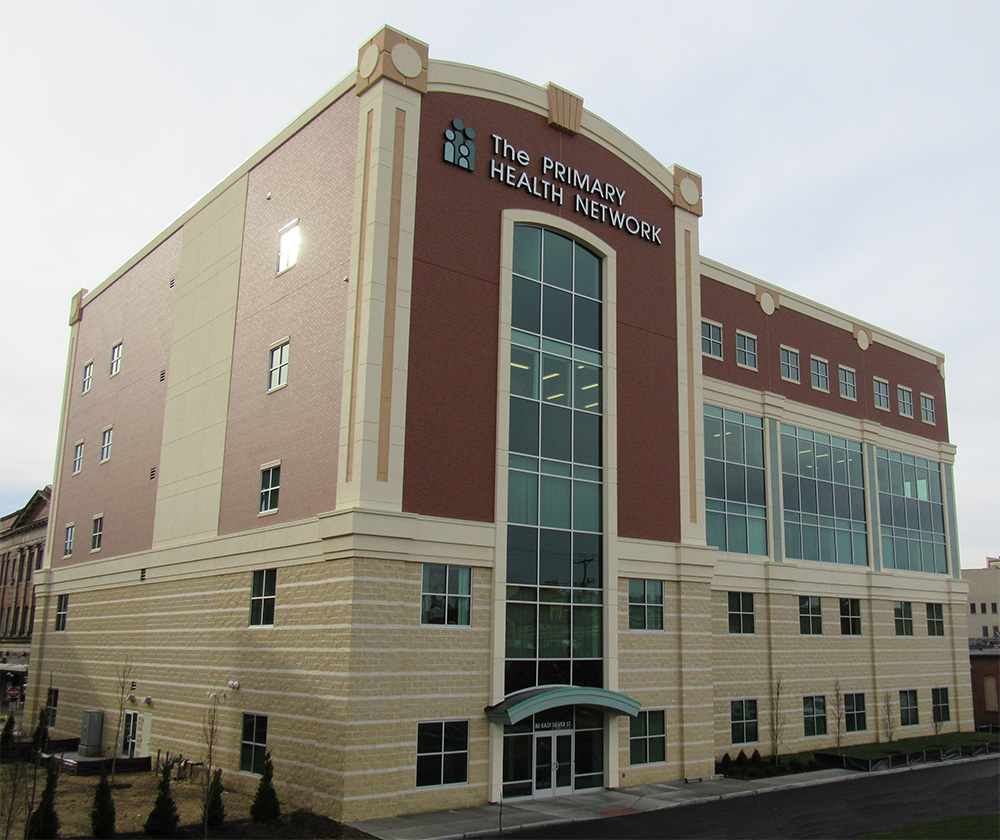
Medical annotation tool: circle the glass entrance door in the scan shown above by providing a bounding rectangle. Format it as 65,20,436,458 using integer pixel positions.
534,732,573,797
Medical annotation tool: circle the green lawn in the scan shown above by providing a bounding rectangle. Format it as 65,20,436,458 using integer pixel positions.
821,730,998,761
861,813,1000,839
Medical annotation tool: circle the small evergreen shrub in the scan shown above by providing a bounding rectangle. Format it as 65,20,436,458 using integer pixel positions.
0,715,13,757
720,752,733,774
735,749,749,769
31,707,48,753
27,762,60,839
203,768,225,829
144,761,180,837
750,749,761,764
91,767,117,838
250,753,281,824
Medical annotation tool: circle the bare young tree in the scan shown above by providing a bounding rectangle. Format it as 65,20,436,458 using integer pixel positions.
0,761,30,840
880,691,896,750
832,679,844,750
768,673,784,764
202,692,223,839
110,658,134,784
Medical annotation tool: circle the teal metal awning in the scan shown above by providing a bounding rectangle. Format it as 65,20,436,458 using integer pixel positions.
484,685,641,726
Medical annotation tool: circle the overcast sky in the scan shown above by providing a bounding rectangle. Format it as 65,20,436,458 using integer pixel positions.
0,0,996,568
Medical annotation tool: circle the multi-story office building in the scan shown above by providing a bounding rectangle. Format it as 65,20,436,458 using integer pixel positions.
29,26,972,821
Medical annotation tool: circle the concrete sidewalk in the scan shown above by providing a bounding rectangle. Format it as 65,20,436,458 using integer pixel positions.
349,767,859,840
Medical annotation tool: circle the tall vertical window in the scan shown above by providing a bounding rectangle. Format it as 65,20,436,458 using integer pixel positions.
839,366,856,400
240,714,268,774
701,320,722,358
630,710,666,764
259,465,280,513
91,516,103,551
876,448,946,573
421,564,471,625
873,378,890,411
249,569,276,626
920,394,936,425
277,221,301,273
899,690,918,726
100,427,113,462
416,720,469,787
810,357,829,392
897,386,913,418
73,442,84,474
728,592,755,634
780,347,800,383
704,406,767,555
736,332,757,370
268,341,289,391
55,595,68,631
845,692,866,732
64,525,75,556
799,596,823,635
45,688,59,727
781,424,867,565
82,362,93,394
931,688,950,724
894,601,914,636
840,598,862,635
505,225,604,696
803,695,827,736
109,342,123,377
926,603,945,636
628,579,664,630
731,699,758,743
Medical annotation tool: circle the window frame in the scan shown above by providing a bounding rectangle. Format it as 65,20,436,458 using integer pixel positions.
415,719,470,788
277,220,301,275
931,687,950,724
109,342,123,377
240,713,268,775
838,366,857,401
628,578,664,631
926,603,945,637
630,709,667,765
873,377,890,411
268,339,290,392
249,569,276,627
894,601,913,636
780,346,800,384
736,331,758,371
728,591,755,634
55,594,68,631
810,356,830,392
845,692,866,733
897,386,913,418
920,393,936,425
72,441,84,474
63,524,75,556
91,515,104,552
839,598,862,636
259,463,281,515
799,595,823,635
45,688,59,727
803,695,827,737
420,564,472,626
82,361,93,394
100,426,113,463
701,319,723,359
730,699,758,744
899,689,919,727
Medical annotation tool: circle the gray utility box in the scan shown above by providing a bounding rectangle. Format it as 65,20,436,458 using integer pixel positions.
79,710,103,757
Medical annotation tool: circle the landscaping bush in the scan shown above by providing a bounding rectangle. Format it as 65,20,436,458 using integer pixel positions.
144,761,180,837
91,767,116,838
720,752,732,773
27,762,60,839
203,767,225,830
249,753,280,824
750,749,761,764
735,749,749,769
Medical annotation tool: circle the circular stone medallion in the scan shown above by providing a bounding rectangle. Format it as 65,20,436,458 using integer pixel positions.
391,43,423,78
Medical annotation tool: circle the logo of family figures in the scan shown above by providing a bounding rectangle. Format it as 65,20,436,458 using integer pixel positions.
443,118,476,171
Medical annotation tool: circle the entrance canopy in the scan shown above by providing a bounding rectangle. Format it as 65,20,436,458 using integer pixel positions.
485,685,641,726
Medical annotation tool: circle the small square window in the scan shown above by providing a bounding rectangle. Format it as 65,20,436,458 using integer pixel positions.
277,222,301,274
82,362,93,394
91,516,104,551
803,695,827,737
780,347,800,383
268,341,289,391
897,386,913,418
736,332,757,370
628,579,664,630
894,601,913,636
840,598,862,636
799,595,823,635
926,603,945,636
701,321,722,359
259,465,280,514
810,357,829,392
873,378,890,411
250,569,276,626
240,713,268,774
931,687,949,724
899,689,919,726
731,699,758,744
728,592,755,634
630,710,666,765
920,394,936,425
421,564,471,625
845,692,866,732
72,442,84,474
64,525,75,556
416,720,469,787
100,427,113,462
55,594,68,631
110,342,123,377
839,367,856,400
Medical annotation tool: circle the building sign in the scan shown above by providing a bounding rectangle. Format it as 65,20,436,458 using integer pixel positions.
533,717,573,731
443,119,663,245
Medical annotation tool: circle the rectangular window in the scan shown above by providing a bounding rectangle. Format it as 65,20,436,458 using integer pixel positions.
970,603,976,614
628,579,664,630
701,320,722,358
55,594,68,631
926,603,945,636
920,394,936,425
931,687,950,724
803,695,827,737
899,689,918,726
91,516,103,551
64,525,74,556
259,465,280,513
875,447,947,574
728,591,755,634
416,720,469,787
730,699,758,744
780,347,800,383
45,688,59,727
109,342,122,377
82,361,93,394
240,714,268,774
840,598,862,635
73,442,84,474
249,569,276,626
799,595,823,635
897,386,913,418
894,601,913,636
100,427,113,462
839,366,856,400
268,341,289,391
873,378,890,411
845,692,866,732
421,564,471,626
630,710,666,764
277,221,301,274
736,332,758,370
810,357,829,392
